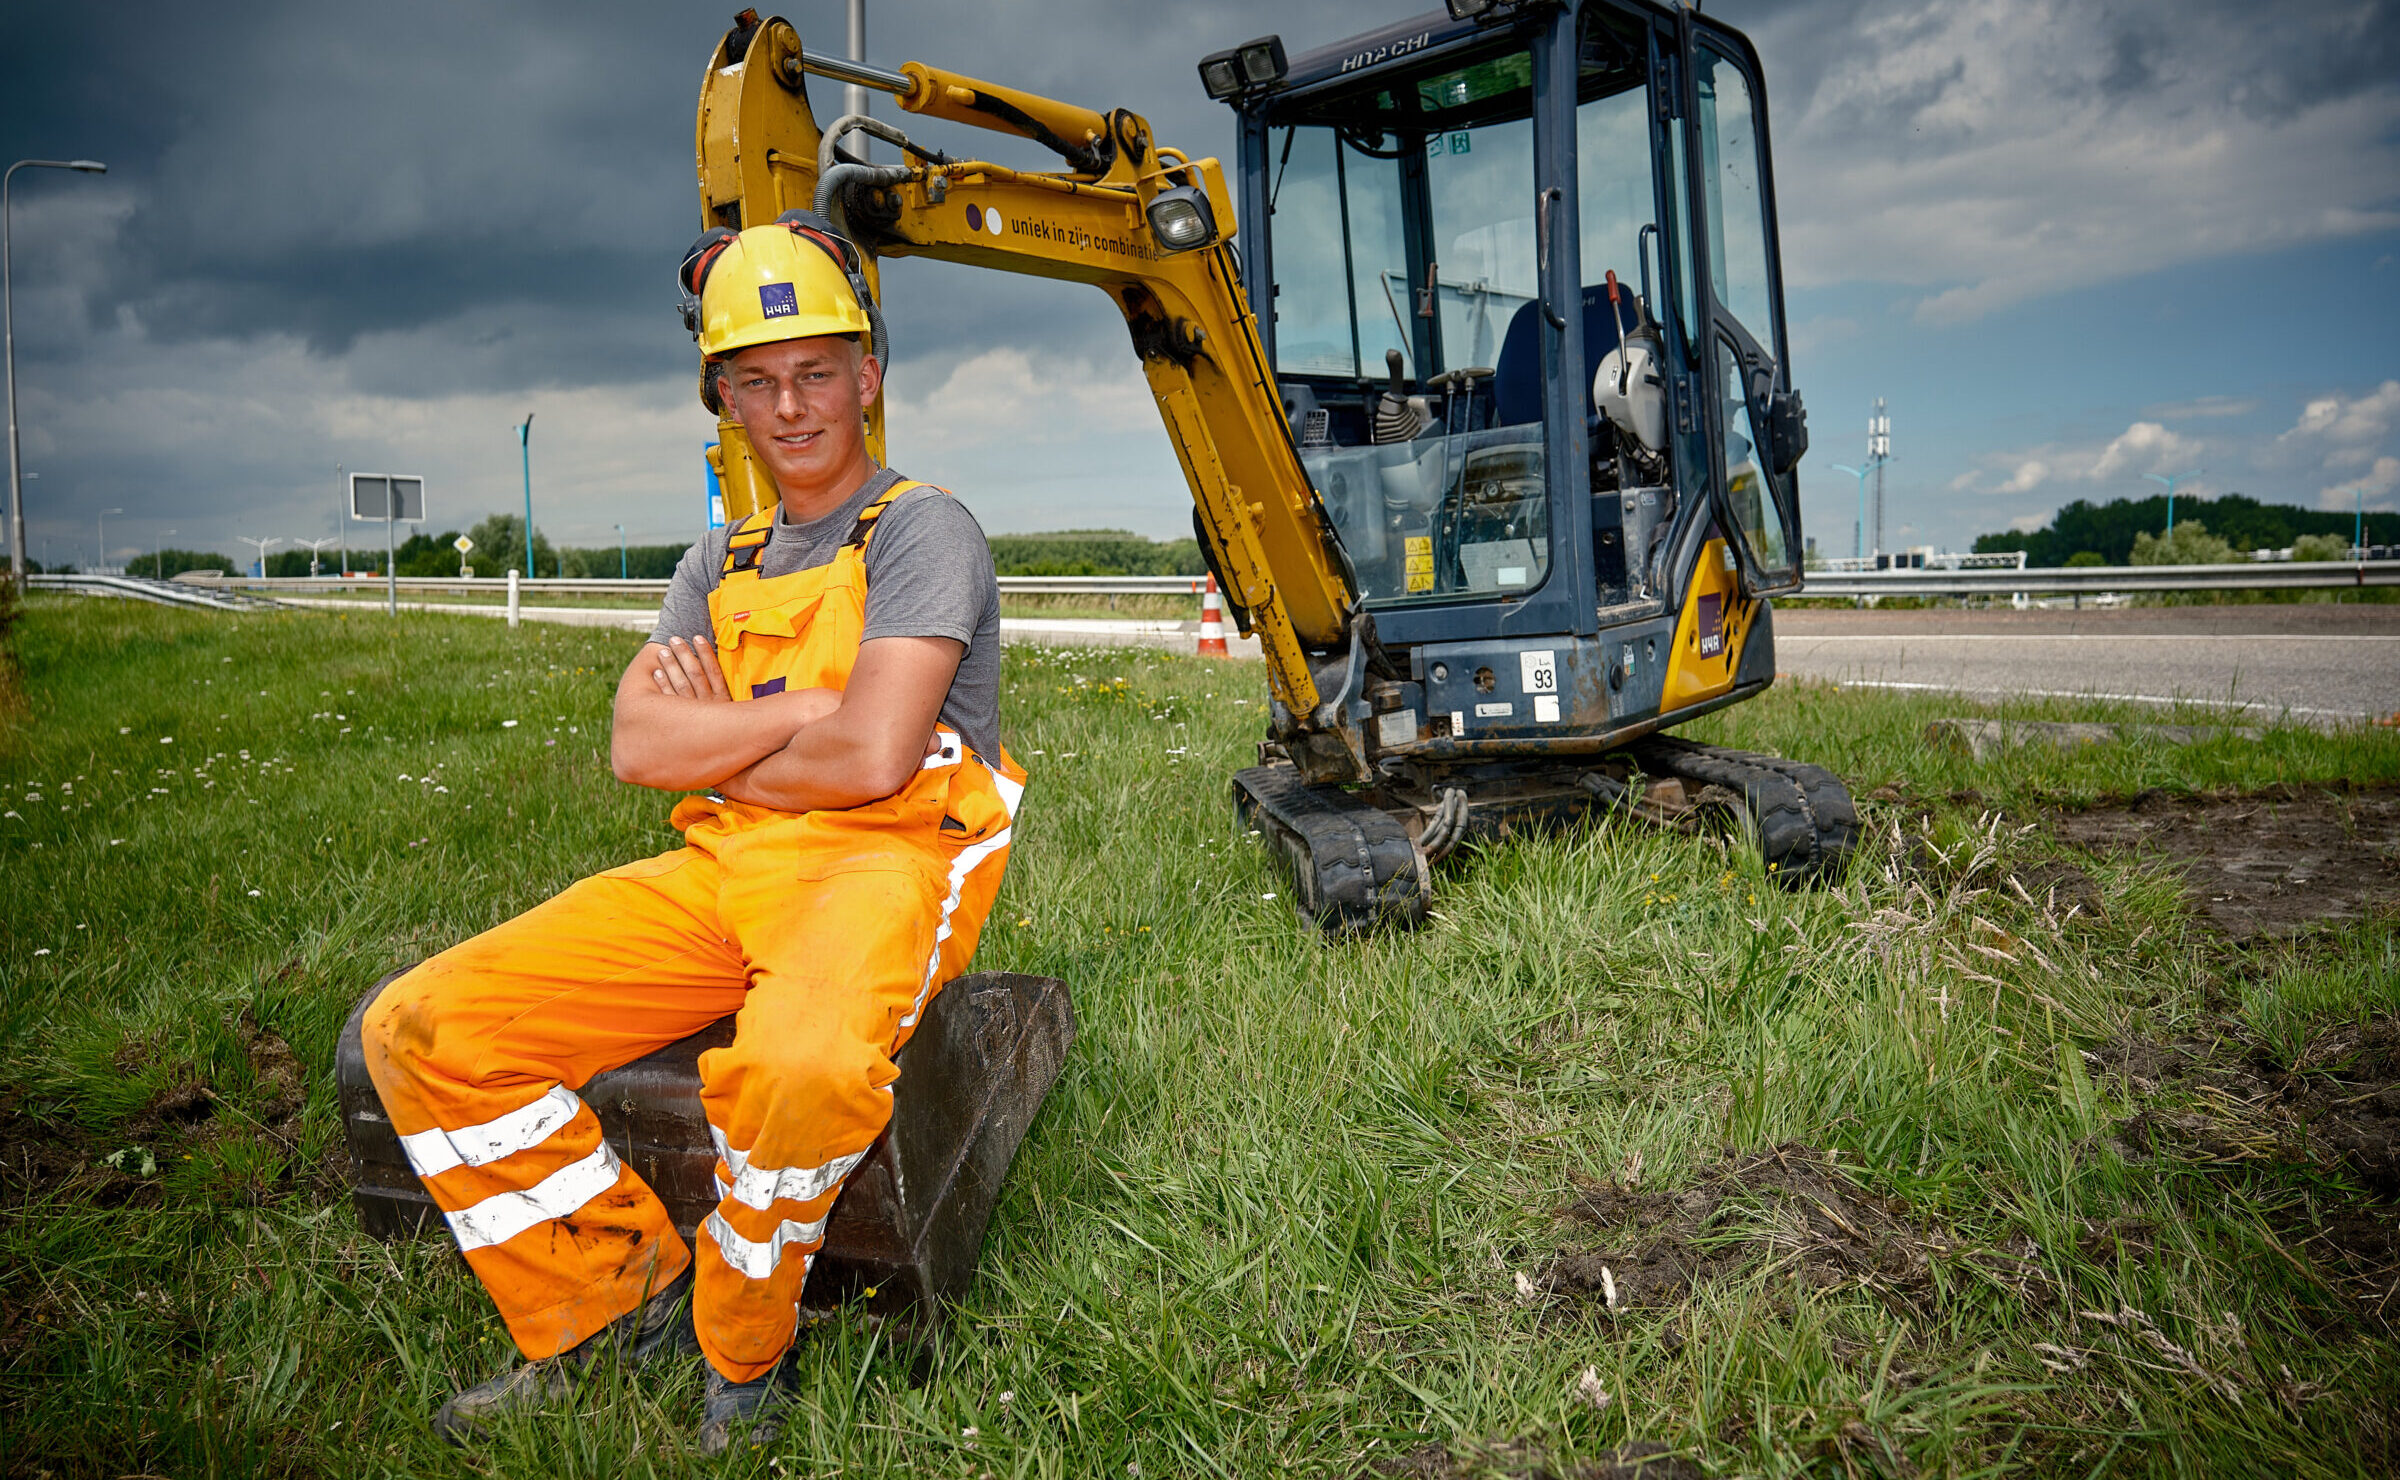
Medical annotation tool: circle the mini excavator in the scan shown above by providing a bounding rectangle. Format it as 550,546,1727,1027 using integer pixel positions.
694,1,1857,930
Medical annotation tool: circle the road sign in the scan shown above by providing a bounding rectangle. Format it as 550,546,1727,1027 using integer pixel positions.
350,473,425,522
452,535,474,554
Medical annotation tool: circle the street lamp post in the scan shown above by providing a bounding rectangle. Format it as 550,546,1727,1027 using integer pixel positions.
155,529,175,580
1829,464,1871,562
4,158,108,585
615,522,627,580
294,535,339,577
2144,468,2201,538
96,505,119,572
516,414,536,578
237,535,281,579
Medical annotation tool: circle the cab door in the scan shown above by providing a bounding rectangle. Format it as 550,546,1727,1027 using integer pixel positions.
1681,19,1805,596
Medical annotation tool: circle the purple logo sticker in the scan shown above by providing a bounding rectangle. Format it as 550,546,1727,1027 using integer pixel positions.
1697,592,1724,658
758,282,798,319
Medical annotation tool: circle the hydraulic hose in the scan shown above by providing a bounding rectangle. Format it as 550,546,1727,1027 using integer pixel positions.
815,113,949,179
811,161,909,367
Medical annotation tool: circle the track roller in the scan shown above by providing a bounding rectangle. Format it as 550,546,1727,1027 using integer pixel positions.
1626,736,1859,885
1232,763,1429,935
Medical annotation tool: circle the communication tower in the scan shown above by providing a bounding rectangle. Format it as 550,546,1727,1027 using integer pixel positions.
1868,400,1891,556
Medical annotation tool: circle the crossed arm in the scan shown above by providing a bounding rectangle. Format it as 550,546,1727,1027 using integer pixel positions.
610,633,963,812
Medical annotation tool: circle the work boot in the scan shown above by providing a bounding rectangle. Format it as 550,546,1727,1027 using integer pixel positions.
698,1360,794,1455
433,1266,697,1443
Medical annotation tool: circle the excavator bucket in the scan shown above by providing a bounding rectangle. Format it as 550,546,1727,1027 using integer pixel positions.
335,969,1074,1326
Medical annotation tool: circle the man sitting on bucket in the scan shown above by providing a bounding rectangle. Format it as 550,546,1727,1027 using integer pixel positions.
361,212,1023,1451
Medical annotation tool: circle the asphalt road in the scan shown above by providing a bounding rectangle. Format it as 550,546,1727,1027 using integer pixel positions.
1773,605,2400,724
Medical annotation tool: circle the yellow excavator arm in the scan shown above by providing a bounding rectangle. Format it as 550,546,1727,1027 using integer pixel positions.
693,14,1353,717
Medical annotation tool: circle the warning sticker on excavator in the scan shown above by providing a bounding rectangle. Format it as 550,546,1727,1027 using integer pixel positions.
1405,536,1434,593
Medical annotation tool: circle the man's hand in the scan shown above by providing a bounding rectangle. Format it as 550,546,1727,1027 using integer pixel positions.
647,635,732,702
612,638,827,791
648,637,847,728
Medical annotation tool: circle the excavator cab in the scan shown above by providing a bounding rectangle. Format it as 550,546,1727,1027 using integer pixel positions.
1223,2,1803,666
1202,3,1848,927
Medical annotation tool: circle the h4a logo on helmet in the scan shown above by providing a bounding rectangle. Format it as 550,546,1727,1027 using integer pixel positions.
758,282,798,319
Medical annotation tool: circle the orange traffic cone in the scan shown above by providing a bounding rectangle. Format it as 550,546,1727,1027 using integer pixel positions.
1197,574,1230,658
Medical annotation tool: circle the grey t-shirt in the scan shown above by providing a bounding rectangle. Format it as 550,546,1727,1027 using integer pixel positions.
647,467,1005,762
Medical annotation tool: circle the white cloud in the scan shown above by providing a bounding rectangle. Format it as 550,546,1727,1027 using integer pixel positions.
1948,419,2213,503
2314,456,2400,510
2279,379,2400,454
1756,0,2400,322
2089,422,2205,482
2270,380,2400,505
2007,513,2047,533
881,348,1192,536
1995,460,2051,494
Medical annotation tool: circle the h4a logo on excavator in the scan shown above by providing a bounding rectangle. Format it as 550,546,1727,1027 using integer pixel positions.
1697,593,1726,658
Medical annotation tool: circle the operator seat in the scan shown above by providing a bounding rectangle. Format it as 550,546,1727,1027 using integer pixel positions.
1491,282,1644,428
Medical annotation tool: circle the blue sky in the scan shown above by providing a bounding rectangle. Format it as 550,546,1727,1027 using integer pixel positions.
1,0,2394,565
1795,233,2400,553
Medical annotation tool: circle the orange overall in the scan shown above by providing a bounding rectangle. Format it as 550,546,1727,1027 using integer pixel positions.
362,483,1025,1382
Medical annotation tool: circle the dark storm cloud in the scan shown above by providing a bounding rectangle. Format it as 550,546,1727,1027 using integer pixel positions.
2,0,709,382
1,0,1373,383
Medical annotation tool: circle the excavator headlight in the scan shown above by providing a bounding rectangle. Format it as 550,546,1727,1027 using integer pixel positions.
1199,52,1244,101
1146,186,1218,253
1198,35,1285,102
1444,0,1506,18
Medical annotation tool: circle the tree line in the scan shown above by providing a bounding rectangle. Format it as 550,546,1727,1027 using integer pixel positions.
30,519,1208,581
1973,493,2397,567
984,529,1204,577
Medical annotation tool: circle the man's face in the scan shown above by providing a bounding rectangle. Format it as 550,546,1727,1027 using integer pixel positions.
717,336,881,497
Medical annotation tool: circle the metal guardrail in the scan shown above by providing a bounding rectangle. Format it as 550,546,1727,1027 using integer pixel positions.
1799,559,2400,600
27,572,288,611
230,575,672,596
222,574,1213,597
40,560,2396,609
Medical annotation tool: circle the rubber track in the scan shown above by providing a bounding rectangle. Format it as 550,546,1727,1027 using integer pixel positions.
1629,736,1858,887
1231,764,1428,935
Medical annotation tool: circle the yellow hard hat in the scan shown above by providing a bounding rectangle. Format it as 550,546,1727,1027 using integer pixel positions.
680,217,874,360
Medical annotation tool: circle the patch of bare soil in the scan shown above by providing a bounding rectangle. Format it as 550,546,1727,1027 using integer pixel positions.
2091,1016,2400,1324
1540,1143,2051,1314
2052,785,2400,937
1374,1441,1700,1480
0,1006,316,1217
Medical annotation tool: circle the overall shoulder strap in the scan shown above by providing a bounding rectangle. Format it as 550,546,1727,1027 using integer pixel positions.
843,479,944,551
718,506,776,578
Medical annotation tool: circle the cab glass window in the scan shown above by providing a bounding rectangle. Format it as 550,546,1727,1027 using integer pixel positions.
1693,44,1776,355
1717,334,1794,578
1426,114,1535,370
1264,128,1356,377
1266,127,1410,382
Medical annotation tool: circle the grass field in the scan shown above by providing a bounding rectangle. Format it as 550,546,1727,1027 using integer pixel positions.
2,594,2396,1478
